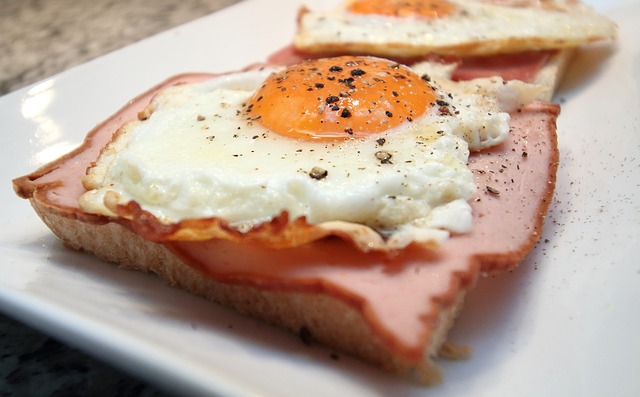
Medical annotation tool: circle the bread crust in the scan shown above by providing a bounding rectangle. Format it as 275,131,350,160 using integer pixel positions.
534,49,575,100
30,197,462,384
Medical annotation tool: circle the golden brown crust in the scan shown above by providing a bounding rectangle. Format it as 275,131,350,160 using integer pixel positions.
112,200,427,253
296,35,605,58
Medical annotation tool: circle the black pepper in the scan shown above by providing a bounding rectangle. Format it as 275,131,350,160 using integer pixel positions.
309,166,328,180
375,151,393,164
326,95,340,104
439,106,452,116
299,326,314,346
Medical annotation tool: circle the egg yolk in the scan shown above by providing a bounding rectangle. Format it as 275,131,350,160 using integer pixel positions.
246,57,437,141
346,0,455,19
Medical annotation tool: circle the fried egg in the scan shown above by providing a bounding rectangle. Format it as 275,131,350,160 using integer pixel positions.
80,56,542,251
294,0,617,57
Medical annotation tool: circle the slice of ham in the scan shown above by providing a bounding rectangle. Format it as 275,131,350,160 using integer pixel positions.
451,50,555,82
267,45,554,83
13,73,559,364
166,101,559,361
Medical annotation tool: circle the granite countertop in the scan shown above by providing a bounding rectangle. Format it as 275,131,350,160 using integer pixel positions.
1,1,241,395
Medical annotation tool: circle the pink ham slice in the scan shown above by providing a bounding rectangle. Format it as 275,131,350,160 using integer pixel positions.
267,45,554,83
13,73,559,364
167,101,559,361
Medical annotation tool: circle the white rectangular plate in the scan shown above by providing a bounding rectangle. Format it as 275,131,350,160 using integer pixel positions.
1,0,639,396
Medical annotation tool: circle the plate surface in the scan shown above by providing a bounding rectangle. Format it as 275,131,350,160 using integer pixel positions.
1,1,638,396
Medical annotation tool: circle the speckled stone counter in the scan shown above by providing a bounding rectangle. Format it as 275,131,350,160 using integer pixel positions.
1,1,241,395
0,0,240,94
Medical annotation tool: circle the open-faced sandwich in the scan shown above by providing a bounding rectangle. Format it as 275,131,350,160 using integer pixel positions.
12,0,617,385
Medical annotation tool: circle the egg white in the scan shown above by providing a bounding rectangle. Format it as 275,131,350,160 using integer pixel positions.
80,65,540,247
